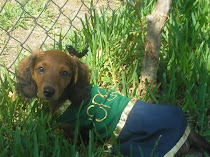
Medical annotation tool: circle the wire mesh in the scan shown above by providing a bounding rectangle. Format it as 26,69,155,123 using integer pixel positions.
0,0,121,72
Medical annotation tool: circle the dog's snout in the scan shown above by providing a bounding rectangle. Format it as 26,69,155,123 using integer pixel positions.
43,87,55,98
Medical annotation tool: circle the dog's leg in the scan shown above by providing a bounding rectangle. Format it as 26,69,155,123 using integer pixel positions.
176,131,210,156
189,131,210,153
56,123,75,139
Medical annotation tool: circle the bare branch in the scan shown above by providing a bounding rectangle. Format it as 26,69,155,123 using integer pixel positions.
139,0,172,99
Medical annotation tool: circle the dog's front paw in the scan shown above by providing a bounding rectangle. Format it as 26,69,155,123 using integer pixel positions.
56,123,75,139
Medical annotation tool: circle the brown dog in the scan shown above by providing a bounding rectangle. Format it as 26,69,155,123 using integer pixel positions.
17,50,90,112
17,50,210,156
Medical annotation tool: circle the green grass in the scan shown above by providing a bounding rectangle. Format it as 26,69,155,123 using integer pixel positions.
0,0,56,52
0,0,54,31
0,0,209,156
0,68,113,156
160,0,210,133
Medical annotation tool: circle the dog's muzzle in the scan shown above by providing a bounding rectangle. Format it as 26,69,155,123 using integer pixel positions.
43,86,55,98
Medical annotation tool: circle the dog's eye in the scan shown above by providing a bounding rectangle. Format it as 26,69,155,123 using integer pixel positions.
61,71,69,78
37,67,44,74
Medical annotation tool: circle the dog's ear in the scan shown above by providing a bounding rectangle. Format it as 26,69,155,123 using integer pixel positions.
17,54,37,98
72,58,90,86
67,56,90,106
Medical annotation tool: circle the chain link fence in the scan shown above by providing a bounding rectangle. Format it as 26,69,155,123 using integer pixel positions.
0,0,122,72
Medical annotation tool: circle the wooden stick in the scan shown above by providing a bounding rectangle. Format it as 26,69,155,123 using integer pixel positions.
139,0,172,98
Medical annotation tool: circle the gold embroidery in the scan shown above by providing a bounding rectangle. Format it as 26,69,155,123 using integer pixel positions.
86,87,118,122
86,105,95,118
96,107,108,122
97,88,118,101
92,94,112,108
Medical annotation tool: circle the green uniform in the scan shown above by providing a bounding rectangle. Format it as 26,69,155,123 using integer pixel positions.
56,85,131,139
56,85,190,157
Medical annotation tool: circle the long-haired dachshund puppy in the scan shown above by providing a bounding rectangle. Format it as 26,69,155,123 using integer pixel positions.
17,50,90,112
17,50,210,157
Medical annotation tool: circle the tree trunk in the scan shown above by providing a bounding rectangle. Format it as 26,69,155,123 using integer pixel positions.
139,0,172,98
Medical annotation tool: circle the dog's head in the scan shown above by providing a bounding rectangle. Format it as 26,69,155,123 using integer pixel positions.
17,50,90,106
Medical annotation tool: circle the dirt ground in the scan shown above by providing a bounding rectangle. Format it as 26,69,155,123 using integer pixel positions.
0,0,120,72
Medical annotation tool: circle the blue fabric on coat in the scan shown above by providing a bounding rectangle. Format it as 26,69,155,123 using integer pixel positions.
111,100,187,157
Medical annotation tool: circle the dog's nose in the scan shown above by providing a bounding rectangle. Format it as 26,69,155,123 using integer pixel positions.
43,87,55,98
